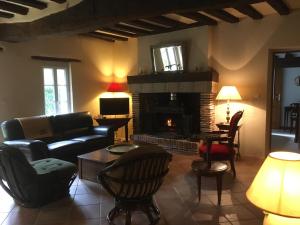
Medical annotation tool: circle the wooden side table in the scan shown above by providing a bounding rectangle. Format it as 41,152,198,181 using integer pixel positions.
191,159,228,205
215,123,241,160
94,117,131,142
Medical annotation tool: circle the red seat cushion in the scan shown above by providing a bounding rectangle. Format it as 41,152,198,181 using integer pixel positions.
199,144,232,155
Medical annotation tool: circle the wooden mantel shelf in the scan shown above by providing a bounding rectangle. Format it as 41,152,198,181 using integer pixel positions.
127,71,219,84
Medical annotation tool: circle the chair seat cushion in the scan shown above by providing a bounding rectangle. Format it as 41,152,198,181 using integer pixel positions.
30,158,77,176
199,144,233,155
48,140,85,159
72,135,108,150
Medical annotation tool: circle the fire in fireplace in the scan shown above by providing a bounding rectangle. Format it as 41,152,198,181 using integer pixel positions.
139,93,200,137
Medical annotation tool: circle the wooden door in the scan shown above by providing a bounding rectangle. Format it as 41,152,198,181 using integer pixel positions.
271,65,283,129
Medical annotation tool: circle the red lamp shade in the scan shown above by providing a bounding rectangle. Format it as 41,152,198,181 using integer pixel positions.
107,82,124,92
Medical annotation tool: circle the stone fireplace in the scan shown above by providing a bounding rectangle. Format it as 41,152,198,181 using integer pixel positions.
127,71,218,152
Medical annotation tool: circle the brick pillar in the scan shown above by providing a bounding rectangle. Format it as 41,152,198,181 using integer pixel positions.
199,93,215,132
132,93,140,133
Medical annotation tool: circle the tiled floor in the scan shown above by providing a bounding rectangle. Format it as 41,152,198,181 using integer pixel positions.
0,153,264,225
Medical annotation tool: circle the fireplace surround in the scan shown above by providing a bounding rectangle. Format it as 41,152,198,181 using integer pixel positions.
127,71,218,152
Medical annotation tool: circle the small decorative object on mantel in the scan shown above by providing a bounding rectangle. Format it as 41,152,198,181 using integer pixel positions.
295,76,300,86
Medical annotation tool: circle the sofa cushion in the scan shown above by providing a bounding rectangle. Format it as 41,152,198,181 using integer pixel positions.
51,112,93,134
48,140,85,158
17,116,53,139
72,134,108,150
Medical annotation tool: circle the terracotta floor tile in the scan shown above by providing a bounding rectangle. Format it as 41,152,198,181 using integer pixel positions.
0,152,263,225
73,194,100,206
69,204,100,220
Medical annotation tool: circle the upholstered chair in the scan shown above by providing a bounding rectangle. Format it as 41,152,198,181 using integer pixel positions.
0,144,77,207
199,110,243,178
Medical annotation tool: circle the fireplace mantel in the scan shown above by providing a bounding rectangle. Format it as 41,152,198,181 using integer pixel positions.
127,71,218,94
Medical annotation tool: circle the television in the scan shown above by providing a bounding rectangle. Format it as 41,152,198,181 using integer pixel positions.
99,97,129,115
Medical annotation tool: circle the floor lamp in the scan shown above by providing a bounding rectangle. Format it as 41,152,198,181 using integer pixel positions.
216,86,242,123
247,151,300,225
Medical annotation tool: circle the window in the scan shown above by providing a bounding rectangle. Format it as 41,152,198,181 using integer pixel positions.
43,66,72,115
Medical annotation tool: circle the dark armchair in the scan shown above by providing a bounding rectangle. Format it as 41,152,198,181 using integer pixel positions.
98,146,172,225
199,110,243,178
0,144,77,207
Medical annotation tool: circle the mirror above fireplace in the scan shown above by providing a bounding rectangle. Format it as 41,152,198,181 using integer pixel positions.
151,43,185,73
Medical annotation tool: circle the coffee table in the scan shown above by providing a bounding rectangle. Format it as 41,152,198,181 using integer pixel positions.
77,142,155,182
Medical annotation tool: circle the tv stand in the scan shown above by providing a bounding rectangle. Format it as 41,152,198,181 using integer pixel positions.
94,117,131,142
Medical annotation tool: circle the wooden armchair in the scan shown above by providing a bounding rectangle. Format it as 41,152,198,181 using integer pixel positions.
98,146,172,225
199,110,243,178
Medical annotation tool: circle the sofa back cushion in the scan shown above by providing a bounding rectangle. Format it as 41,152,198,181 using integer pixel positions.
51,112,93,138
17,116,53,139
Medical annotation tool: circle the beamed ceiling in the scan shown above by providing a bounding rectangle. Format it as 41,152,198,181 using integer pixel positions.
0,0,299,42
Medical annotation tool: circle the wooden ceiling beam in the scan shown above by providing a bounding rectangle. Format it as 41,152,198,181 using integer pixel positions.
50,0,66,3
97,28,137,37
0,1,28,15
140,19,213,37
203,9,239,23
0,0,266,42
266,0,290,15
177,12,218,25
124,20,164,31
145,16,186,27
89,31,128,41
81,33,115,42
114,24,152,35
5,0,47,10
0,10,14,18
234,4,263,19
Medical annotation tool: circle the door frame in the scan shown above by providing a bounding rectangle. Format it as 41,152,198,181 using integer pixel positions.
266,48,300,155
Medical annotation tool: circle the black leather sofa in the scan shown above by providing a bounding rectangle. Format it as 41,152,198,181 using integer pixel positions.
1,112,114,162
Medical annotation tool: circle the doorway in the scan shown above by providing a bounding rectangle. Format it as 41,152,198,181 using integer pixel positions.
269,51,300,153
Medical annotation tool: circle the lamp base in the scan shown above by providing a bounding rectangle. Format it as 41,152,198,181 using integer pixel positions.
263,213,300,225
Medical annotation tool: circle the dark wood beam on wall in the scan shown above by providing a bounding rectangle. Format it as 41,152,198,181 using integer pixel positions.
87,31,128,41
0,1,29,15
6,0,47,10
267,0,290,15
50,0,66,3
0,0,265,42
177,12,218,25
0,11,14,18
234,5,263,19
31,55,81,62
203,9,239,23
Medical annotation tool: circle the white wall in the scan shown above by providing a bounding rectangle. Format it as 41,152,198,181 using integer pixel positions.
0,35,138,140
137,26,210,73
211,11,300,157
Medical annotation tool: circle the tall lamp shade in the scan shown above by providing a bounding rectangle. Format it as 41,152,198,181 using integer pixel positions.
246,151,300,225
216,86,242,123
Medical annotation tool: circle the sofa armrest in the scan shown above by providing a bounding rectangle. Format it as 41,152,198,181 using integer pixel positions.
4,140,49,161
93,126,115,136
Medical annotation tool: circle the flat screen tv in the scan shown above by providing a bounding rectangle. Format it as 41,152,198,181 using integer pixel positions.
99,97,129,115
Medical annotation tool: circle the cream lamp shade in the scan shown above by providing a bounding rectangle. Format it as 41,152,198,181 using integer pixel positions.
216,86,242,100
246,151,300,222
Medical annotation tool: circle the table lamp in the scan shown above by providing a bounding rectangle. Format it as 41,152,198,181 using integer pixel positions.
216,86,242,123
246,151,300,225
